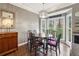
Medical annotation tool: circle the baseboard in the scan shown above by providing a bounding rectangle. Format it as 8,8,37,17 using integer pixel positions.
18,42,27,47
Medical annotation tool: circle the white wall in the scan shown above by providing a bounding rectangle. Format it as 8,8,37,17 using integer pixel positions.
0,3,39,44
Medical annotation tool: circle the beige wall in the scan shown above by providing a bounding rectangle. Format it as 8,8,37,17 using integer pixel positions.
0,3,39,44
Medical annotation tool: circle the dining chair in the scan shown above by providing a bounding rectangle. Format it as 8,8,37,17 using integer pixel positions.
48,34,61,56
34,37,45,56
28,32,45,56
27,32,35,55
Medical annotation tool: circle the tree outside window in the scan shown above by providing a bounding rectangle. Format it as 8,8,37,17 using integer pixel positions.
56,19,63,38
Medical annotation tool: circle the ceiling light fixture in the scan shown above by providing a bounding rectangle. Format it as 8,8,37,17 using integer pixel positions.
39,3,47,19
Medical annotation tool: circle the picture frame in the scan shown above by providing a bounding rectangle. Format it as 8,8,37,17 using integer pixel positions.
0,10,15,29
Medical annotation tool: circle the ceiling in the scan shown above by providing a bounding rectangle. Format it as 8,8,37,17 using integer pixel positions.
11,3,74,14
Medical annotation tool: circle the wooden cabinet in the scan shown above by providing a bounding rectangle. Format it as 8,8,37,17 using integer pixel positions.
0,32,18,55
0,38,3,53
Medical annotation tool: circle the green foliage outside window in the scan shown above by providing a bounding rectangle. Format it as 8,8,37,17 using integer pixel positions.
47,19,63,38
56,19,63,38
56,27,63,38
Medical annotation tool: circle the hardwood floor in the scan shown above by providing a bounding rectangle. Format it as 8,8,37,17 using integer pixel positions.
6,44,30,56
5,42,71,56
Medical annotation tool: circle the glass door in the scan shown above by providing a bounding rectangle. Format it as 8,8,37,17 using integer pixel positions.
47,18,55,37
40,18,46,37
47,16,65,41
66,13,72,47
55,17,65,41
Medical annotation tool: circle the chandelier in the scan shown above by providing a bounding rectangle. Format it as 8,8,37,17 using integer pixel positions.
39,3,47,19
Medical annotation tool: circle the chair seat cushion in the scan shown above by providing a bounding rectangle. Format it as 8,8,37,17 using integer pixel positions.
48,40,56,46
48,38,56,41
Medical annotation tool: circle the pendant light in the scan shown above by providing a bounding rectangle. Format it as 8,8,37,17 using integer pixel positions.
39,3,47,19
